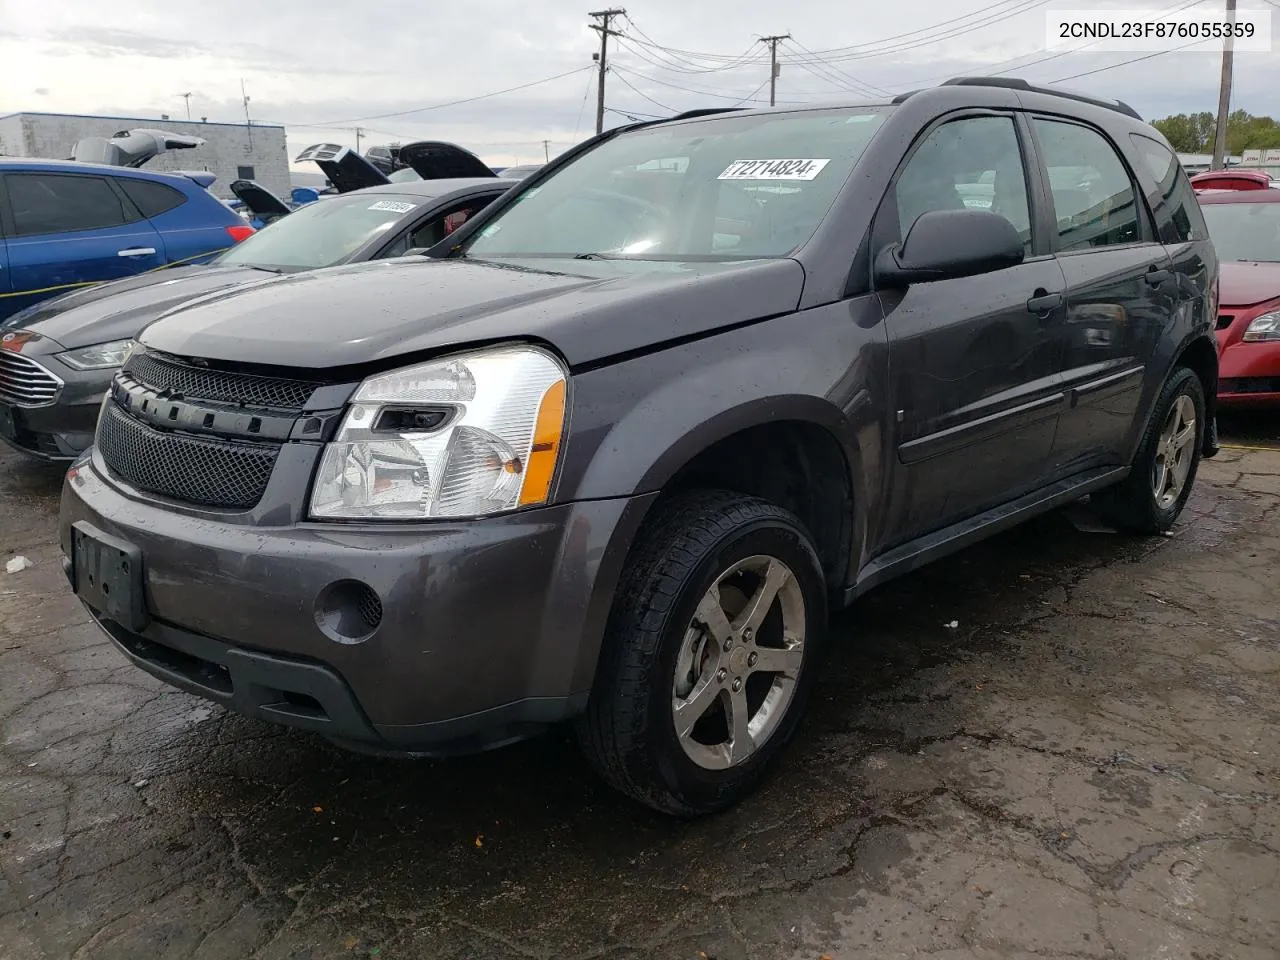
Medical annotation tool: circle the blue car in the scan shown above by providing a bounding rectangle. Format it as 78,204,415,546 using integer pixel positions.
0,158,253,321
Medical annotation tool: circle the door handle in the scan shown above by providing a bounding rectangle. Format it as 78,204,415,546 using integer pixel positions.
1145,267,1172,286
1026,289,1065,316
117,247,157,258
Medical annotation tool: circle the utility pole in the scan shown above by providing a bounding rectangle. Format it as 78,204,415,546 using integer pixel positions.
240,79,253,147
1211,0,1236,170
176,92,192,120
543,139,551,162
589,8,625,135
355,128,363,153
759,34,790,107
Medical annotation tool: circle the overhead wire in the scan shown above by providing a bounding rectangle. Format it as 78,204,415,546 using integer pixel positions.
1047,39,1207,83
610,67,680,114
780,39,890,98
295,66,593,126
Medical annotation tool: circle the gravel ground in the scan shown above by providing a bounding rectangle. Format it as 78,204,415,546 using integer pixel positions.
1,428,1278,960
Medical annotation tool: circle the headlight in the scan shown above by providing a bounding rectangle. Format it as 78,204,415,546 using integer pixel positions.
310,345,567,520
1242,311,1280,343
58,339,137,370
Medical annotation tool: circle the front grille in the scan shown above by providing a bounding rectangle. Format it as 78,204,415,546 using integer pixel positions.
124,351,318,411
1217,313,1236,330
0,351,62,407
97,402,278,508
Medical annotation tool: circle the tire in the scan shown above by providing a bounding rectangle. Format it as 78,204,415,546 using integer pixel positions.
1093,366,1205,534
576,490,827,817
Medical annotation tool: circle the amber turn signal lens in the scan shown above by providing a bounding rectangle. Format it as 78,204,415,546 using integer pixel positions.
518,379,566,506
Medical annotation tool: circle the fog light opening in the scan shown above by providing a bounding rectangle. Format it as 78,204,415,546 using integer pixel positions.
314,579,383,645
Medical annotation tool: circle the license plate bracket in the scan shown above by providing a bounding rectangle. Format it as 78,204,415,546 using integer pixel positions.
71,522,148,633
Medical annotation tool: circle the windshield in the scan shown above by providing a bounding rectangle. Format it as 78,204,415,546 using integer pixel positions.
1201,201,1280,262
465,107,889,260
216,194,419,269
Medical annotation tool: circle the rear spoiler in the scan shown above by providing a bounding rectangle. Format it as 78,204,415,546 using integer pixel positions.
172,170,217,189
70,128,205,168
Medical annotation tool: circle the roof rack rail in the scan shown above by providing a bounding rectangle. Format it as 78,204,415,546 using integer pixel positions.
670,107,745,121
891,89,923,105
940,77,1142,121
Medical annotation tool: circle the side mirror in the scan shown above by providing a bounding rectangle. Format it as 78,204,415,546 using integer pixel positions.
875,209,1024,287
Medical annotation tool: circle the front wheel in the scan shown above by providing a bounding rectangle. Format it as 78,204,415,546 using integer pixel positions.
1094,366,1205,533
576,491,827,816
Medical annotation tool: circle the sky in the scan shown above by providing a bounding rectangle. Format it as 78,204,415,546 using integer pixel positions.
0,0,1276,169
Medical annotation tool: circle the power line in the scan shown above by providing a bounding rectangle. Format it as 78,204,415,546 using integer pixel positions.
793,0,1050,57
1047,39,1205,83
888,0,1210,89
781,39,889,97
572,67,595,140
610,67,678,113
298,66,592,126
610,65,798,104
621,15,762,73
797,0,1057,63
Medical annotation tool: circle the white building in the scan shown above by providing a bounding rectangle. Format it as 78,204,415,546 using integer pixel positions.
0,111,290,200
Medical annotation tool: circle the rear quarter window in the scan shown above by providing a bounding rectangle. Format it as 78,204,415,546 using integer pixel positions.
1130,133,1207,244
119,178,187,219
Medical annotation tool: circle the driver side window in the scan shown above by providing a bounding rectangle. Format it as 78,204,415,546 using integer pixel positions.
377,197,495,258
895,116,1032,254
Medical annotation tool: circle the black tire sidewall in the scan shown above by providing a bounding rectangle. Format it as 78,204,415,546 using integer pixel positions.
642,517,826,813
1141,368,1206,527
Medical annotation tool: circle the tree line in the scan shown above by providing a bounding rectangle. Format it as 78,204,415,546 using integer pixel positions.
1152,110,1280,154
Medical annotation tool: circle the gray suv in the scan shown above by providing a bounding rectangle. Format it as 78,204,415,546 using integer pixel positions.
59,78,1220,816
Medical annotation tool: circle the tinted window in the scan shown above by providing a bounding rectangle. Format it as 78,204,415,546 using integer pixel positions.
1200,202,1280,262
216,193,419,269
895,115,1032,252
7,173,129,236
1129,134,1206,244
466,107,888,260
119,178,187,219
1033,119,1142,251
237,165,256,181
378,197,498,258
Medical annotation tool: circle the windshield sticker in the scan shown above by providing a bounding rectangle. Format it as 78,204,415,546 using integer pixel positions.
717,159,830,181
367,200,416,213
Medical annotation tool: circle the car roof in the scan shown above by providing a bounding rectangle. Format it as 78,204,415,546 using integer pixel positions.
0,155,201,186
1198,188,1280,204
348,177,516,199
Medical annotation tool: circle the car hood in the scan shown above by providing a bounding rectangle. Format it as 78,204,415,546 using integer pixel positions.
1,265,275,350
139,256,807,369
1220,261,1280,308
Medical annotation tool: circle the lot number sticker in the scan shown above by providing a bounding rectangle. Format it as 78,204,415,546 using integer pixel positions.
368,200,417,213
718,159,830,181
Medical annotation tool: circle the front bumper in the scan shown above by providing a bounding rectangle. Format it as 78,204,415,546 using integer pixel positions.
60,456,654,753
1216,315,1280,407
0,359,111,460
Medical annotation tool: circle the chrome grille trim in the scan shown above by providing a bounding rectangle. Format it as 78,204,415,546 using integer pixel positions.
0,351,64,408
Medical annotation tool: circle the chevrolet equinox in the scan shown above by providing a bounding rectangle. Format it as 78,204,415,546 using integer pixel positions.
59,78,1220,816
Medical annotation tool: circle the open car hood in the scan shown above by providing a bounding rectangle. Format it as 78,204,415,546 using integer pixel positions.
397,141,495,180
294,143,391,193
230,179,292,222
295,140,495,192
71,128,205,168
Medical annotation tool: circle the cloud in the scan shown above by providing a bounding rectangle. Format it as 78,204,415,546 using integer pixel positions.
1,0,1272,166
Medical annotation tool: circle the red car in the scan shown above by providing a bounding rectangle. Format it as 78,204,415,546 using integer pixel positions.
1199,189,1280,405
1191,169,1277,193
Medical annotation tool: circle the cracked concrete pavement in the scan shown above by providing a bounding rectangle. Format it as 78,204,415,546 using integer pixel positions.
1,426,1279,960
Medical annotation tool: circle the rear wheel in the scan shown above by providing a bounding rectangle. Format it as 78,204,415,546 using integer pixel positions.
1094,366,1205,533
577,491,826,816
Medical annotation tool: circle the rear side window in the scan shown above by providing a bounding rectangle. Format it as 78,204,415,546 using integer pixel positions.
119,178,187,219
1033,119,1143,251
1129,134,1206,244
7,173,129,237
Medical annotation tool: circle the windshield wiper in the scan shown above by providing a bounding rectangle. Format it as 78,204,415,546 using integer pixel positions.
574,252,621,260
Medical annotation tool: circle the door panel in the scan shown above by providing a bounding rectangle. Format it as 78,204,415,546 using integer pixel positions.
1030,117,1171,472
877,112,1066,548
1051,247,1173,470
1,171,166,315
882,257,1068,543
